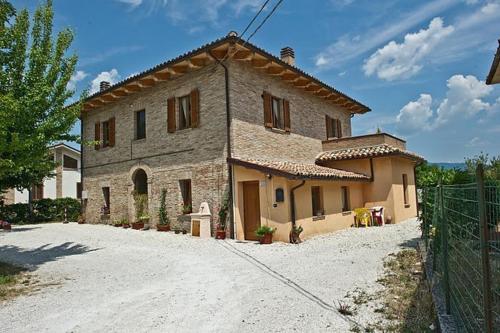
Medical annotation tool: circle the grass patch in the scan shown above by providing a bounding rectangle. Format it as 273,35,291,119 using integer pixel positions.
0,261,31,301
376,249,436,332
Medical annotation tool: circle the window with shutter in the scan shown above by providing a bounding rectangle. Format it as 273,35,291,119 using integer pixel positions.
167,97,176,133
109,117,115,147
178,95,191,130
136,110,146,140
190,89,199,128
283,99,291,132
263,91,273,128
311,186,324,217
94,122,101,150
102,120,110,147
326,116,342,139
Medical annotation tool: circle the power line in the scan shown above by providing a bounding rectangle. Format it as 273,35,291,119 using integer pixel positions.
239,0,272,40
243,0,284,46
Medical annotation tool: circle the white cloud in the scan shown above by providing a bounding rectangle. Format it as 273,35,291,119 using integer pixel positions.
314,0,457,69
363,17,454,81
116,0,266,28
466,137,487,147
67,70,88,91
116,0,143,8
90,69,121,94
395,74,496,135
435,74,493,126
396,94,434,134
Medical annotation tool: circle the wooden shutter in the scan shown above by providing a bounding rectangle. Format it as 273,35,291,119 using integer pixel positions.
263,91,273,128
283,99,291,132
190,88,199,128
108,117,115,147
94,122,101,150
336,119,343,138
167,97,176,133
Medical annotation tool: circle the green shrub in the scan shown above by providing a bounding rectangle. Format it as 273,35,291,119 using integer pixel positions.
158,189,169,225
255,225,275,237
0,197,81,224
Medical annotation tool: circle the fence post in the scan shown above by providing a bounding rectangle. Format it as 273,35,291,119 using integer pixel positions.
439,181,451,314
477,163,493,333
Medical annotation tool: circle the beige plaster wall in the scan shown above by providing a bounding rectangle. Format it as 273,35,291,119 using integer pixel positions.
232,165,364,242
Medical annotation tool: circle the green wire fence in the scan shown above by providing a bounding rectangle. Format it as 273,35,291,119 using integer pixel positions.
421,165,499,333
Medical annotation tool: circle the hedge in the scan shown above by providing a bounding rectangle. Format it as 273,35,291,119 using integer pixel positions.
0,198,81,224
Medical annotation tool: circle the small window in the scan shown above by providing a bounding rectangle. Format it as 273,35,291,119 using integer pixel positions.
272,97,284,130
402,174,409,206
136,110,146,140
102,120,110,147
178,95,191,130
32,184,44,200
76,182,82,199
63,155,78,169
179,179,192,214
311,186,324,217
326,116,342,139
275,188,285,202
341,186,350,212
102,187,110,214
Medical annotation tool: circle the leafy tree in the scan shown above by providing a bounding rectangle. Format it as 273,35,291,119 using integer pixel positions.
0,0,83,195
415,162,471,188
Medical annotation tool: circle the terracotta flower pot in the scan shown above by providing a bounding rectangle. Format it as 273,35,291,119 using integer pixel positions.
114,224,122,227
259,233,273,245
174,229,181,234
77,221,85,225
215,230,226,240
132,222,144,230
2,223,11,231
157,224,171,232
182,230,187,235
123,224,130,229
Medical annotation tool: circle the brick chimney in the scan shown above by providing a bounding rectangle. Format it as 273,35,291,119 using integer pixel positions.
100,81,111,91
280,47,295,66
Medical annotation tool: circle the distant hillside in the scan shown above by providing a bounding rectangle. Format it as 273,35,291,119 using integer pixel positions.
430,162,466,170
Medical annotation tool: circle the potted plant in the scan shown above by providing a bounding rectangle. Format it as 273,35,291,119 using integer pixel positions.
216,192,229,240
173,226,181,234
157,189,170,232
182,228,187,235
182,204,192,215
133,214,149,230
132,192,148,230
256,225,275,244
77,214,85,224
289,225,303,244
1,220,11,231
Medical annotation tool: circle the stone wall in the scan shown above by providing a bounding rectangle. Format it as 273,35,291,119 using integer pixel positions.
81,64,228,226
228,60,353,163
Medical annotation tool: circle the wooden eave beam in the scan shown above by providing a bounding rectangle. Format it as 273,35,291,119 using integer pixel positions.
153,71,170,81
315,89,330,97
188,57,207,67
139,78,156,87
113,89,129,97
125,84,141,92
232,50,253,60
251,58,271,68
171,64,189,74
281,72,299,81
210,48,228,60
294,79,310,87
101,94,118,102
305,84,321,92
267,65,285,76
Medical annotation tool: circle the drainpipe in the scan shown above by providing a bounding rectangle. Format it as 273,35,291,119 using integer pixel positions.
290,180,306,227
208,50,235,239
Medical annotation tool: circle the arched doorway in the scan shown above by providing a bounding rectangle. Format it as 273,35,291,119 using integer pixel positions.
133,169,148,194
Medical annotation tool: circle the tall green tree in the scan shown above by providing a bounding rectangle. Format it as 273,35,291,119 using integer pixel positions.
0,0,82,194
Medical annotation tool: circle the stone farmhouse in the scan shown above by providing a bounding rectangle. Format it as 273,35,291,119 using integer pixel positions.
80,33,423,242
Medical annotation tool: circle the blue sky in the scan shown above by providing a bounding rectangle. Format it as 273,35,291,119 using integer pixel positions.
12,0,500,162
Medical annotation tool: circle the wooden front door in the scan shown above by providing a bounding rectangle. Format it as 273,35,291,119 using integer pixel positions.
243,181,261,241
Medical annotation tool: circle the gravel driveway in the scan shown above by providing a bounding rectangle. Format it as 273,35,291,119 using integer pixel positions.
0,219,419,333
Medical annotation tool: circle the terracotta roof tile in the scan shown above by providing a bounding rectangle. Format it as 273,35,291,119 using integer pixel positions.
228,158,370,181
316,144,424,163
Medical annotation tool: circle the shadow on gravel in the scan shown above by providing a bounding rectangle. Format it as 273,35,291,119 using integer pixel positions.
399,237,420,249
0,242,100,269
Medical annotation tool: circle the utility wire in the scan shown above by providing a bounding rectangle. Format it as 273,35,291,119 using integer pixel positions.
239,0,272,40
243,0,284,46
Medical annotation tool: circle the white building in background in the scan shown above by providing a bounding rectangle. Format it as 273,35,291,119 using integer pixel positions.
2,144,81,204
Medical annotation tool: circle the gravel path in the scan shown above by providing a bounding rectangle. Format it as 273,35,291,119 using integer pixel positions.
0,219,419,333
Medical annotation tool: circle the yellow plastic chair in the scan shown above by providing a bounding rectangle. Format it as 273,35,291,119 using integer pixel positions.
354,208,372,227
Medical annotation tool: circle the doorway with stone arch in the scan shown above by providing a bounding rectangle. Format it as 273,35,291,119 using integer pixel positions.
130,166,151,225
